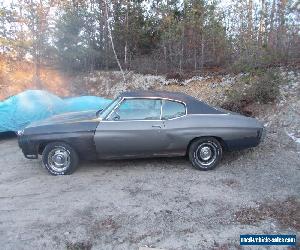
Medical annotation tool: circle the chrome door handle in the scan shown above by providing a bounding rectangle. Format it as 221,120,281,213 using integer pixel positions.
152,125,161,128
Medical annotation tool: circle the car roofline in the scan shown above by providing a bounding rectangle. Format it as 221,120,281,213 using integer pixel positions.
104,96,188,121
118,91,224,115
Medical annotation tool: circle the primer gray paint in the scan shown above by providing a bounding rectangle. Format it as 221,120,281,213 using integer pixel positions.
18,91,264,160
94,113,263,159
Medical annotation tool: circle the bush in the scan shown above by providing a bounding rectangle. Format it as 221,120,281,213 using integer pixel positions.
221,69,282,116
247,69,281,103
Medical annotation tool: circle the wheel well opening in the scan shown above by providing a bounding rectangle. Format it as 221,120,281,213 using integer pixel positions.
186,136,227,155
38,142,48,155
38,141,76,155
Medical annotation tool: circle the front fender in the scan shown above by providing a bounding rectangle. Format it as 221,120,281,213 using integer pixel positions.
19,131,98,160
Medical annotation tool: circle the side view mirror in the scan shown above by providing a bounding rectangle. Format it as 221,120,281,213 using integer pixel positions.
96,109,103,116
113,112,120,121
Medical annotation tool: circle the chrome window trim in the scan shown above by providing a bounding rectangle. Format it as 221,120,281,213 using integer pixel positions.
104,97,124,120
102,119,163,123
161,99,187,121
98,97,121,119
189,113,229,116
104,96,187,121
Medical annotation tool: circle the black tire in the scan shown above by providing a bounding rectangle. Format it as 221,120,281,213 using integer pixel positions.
188,137,222,171
42,142,79,175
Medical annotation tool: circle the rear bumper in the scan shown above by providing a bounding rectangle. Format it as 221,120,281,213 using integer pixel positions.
18,136,38,159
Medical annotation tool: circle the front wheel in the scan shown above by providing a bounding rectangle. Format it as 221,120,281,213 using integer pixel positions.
42,142,79,175
188,137,223,171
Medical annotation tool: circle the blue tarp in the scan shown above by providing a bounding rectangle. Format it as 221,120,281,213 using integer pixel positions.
0,90,111,132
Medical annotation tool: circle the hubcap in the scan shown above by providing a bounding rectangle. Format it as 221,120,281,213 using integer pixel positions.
48,148,70,172
199,146,212,161
195,142,218,167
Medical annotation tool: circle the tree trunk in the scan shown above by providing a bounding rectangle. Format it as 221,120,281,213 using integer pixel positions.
268,0,276,48
179,22,185,73
124,0,129,70
163,41,167,67
248,0,253,39
180,37,184,73
277,0,287,52
258,0,266,47
18,0,25,59
32,0,43,89
34,50,41,88
104,0,125,82
194,48,197,70
201,35,204,69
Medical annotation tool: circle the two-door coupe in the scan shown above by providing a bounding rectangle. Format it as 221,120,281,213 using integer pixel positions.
18,91,265,175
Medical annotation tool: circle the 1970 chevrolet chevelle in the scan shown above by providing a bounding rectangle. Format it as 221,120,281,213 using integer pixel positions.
18,91,265,175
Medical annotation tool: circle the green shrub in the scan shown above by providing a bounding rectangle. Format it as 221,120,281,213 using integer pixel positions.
221,69,282,115
247,69,281,103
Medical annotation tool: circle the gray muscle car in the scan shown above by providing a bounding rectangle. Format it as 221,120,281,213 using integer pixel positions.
18,91,265,175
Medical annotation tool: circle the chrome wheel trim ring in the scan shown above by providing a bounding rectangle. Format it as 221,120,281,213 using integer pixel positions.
48,148,70,172
195,142,218,167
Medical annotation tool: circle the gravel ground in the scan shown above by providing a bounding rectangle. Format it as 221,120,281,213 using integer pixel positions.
0,130,299,250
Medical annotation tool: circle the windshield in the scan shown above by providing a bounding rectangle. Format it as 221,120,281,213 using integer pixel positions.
98,97,120,119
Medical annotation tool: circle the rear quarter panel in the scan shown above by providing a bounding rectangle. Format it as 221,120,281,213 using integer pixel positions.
164,114,263,152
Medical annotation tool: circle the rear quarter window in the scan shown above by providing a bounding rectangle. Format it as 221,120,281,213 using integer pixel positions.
162,100,186,120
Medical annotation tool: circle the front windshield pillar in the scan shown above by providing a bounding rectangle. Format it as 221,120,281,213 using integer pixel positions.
98,97,121,120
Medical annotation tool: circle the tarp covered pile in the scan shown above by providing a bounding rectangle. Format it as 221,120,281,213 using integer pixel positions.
0,90,111,132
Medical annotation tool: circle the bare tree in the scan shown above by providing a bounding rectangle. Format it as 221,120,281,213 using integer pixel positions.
248,0,253,39
268,0,276,48
103,0,125,82
124,0,129,70
277,0,287,52
258,0,266,47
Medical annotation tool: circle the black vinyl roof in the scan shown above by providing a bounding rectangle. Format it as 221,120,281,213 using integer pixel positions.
119,90,224,114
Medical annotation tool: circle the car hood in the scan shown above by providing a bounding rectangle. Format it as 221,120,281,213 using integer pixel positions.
27,110,98,128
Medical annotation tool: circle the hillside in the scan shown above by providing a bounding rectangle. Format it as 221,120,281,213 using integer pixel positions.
1,56,299,148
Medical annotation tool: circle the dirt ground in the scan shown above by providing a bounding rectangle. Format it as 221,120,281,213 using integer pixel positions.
0,130,299,249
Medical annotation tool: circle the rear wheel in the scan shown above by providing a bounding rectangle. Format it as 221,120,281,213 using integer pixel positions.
42,142,79,175
188,137,222,171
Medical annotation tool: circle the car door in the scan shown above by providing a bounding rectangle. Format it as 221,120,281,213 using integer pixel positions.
94,98,167,159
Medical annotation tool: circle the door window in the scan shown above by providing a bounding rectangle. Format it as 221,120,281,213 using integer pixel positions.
162,100,186,120
108,98,161,121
